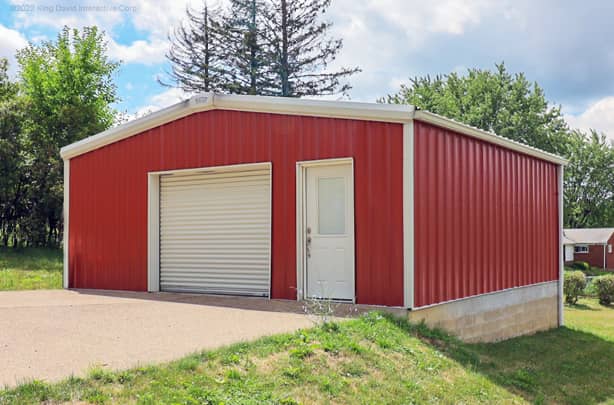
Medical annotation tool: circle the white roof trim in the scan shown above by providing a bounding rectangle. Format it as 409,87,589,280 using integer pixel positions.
413,110,568,165
564,228,614,245
60,93,567,165
60,93,415,160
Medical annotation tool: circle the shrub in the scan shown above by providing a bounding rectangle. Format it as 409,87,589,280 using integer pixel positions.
583,267,610,277
564,271,587,304
571,261,590,271
592,274,614,305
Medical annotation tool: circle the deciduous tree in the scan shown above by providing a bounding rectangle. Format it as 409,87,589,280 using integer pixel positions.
383,63,614,228
565,131,614,228
16,26,119,246
383,63,570,156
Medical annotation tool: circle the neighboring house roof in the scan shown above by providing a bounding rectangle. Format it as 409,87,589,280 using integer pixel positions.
564,228,614,245
59,93,568,165
562,235,575,245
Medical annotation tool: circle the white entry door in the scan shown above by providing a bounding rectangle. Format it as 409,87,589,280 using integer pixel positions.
305,163,354,301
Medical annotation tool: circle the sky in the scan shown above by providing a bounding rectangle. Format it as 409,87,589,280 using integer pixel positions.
1,0,614,139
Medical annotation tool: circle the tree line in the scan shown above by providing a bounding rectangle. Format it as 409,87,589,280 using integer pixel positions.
383,63,614,228
0,27,119,247
1,0,612,248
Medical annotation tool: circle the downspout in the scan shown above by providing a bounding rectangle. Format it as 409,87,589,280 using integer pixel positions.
558,164,564,327
604,243,607,270
403,107,417,309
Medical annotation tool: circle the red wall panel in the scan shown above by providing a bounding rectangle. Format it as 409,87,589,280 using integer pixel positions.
413,120,560,307
69,110,404,306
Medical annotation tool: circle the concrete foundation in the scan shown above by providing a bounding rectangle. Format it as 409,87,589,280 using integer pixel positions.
408,281,559,343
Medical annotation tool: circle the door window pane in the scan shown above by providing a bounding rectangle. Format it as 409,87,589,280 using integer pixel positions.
318,177,345,234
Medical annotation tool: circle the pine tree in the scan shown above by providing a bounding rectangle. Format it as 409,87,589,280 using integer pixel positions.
164,2,226,92
263,0,360,97
165,0,359,97
217,0,273,95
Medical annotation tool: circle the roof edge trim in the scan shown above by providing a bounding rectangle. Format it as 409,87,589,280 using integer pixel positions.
414,110,568,165
60,93,568,165
60,93,414,160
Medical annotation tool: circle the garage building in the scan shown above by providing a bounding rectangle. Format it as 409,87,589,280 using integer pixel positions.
60,94,566,342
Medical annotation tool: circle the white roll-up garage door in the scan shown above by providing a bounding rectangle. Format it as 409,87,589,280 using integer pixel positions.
159,164,271,296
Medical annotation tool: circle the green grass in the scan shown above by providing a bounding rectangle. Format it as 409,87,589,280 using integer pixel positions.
454,299,614,404
566,298,614,342
0,248,63,290
1,299,613,404
0,313,521,404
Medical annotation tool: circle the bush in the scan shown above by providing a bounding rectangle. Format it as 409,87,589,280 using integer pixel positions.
592,275,614,305
583,267,610,277
571,261,590,271
564,271,587,305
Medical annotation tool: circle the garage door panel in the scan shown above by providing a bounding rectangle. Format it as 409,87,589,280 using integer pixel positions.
159,165,271,296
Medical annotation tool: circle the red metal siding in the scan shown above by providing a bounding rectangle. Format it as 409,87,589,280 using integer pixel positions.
413,120,560,307
69,110,404,306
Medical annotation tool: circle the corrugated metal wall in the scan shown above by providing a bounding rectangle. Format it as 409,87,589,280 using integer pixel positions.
69,110,404,306
413,120,560,307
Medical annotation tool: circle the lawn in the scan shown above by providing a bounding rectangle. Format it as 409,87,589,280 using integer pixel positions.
1,299,613,404
0,248,63,290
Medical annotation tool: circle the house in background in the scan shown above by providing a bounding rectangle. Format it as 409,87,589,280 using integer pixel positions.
564,228,614,270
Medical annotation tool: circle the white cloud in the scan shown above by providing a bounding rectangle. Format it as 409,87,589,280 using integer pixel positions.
107,37,169,65
565,97,614,141
150,86,189,106
8,0,201,66
324,0,498,101
126,87,191,120
0,24,28,74
333,0,495,43
9,0,128,32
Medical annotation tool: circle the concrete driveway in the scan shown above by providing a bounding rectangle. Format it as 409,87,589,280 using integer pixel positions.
0,289,313,387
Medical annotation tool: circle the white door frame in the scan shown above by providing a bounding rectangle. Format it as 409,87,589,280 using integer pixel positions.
147,161,273,296
295,157,355,302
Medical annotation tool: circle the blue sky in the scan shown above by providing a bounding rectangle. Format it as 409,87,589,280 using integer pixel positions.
1,0,614,139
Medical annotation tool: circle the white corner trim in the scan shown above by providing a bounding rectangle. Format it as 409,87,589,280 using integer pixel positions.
63,159,70,289
147,173,160,292
413,110,568,165
295,163,304,300
403,123,414,308
558,164,565,326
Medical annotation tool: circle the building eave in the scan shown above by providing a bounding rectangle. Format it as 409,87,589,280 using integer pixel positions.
413,110,568,166
60,93,568,166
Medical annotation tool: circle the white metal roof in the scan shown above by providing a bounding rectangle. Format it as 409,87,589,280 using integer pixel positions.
564,228,614,245
59,93,568,165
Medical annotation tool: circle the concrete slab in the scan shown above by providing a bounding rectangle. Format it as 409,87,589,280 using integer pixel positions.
0,289,315,387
